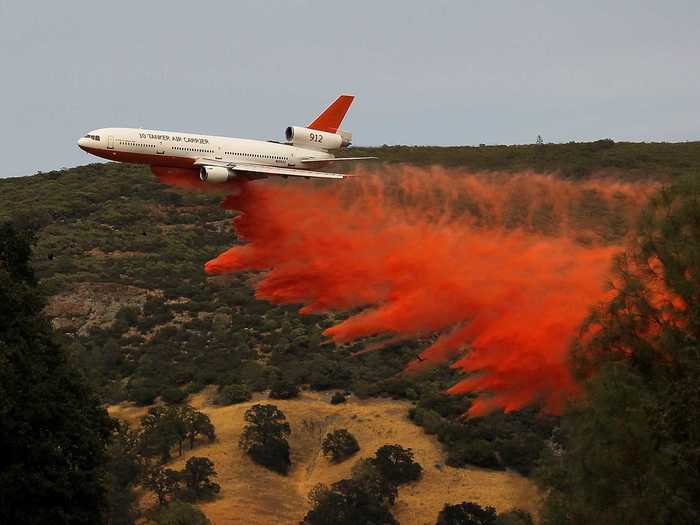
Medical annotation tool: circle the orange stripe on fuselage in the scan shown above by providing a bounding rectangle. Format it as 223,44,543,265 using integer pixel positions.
79,145,196,169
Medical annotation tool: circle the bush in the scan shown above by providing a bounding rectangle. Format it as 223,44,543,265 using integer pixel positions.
322,429,360,463
161,387,188,405
129,384,159,406
269,379,300,400
330,392,347,404
301,481,398,525
214,384,251,406
435,501,497,525
370,444,422,486
246,438,291,475
446,439,500,470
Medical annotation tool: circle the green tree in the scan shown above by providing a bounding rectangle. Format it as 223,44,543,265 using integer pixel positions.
179,456,220,501
301,480,398,525
239,404,292,474
269,378,300,399
435,501,497,525
104,420,144,525
143,465,181,506
139,406,183,463
350,459,398,505
537,176,700,524
214,383,251,405
370,444,423,486
321,429,360,463
180,405,216,450
0,223,113,525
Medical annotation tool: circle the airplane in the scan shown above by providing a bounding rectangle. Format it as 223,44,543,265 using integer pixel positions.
78,95,374,182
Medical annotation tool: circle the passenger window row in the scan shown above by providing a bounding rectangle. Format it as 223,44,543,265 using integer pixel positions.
224,151,287,161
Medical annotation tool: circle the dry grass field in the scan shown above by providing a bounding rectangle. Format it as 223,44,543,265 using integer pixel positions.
109,390,540,525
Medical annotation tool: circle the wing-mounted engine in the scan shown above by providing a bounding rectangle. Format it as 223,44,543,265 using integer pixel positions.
285,126,351,150
199,165,236,183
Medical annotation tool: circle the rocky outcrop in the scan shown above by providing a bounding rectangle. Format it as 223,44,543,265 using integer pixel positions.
45,282,161,336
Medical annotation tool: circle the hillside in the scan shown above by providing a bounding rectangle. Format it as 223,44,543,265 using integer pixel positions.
110,391,539,525
352,140,700,180
2,143,696,523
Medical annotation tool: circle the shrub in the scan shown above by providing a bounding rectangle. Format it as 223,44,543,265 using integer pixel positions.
269,379,300,400
161,387,188,405
330,392,346,404
435,501,497,525
301,480,398,525
446,439,500,470
129,385,159,406
322,429,360,463
370,444,422,486
214,384,251,406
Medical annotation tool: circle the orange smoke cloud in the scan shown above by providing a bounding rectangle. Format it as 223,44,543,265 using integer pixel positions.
203,166,651,416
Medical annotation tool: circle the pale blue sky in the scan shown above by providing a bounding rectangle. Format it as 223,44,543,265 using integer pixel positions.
1,0,699,178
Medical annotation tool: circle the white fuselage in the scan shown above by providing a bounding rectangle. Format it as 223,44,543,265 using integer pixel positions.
78,127,335,170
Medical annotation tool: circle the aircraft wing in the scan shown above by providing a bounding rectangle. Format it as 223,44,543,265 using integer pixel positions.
193,158,348,180
300,157,377,167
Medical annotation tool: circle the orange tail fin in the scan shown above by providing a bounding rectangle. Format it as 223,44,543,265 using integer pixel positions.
308,95,354,133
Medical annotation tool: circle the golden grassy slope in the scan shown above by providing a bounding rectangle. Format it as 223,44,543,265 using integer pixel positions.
109,390,540,525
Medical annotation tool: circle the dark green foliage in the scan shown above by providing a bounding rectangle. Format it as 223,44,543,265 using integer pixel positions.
144,465,181,506
409,390,556,474
0,223,113,525
180,405,216,449
0,164,561,478
144,500,212,525
301,480,398,525
446,439,500,470
321,429,360,463
350,459,398,505
162,387,188,405
350,142,700,179
239,404,292,474
140,406,185,463
435,501,497,525
139,405,214,462
330,391,347,404
179,457,220,501
130,384,160,406
214,383,252,405
370,444,423,486
269,378,300,399
537,176,700,524
104,421,144,525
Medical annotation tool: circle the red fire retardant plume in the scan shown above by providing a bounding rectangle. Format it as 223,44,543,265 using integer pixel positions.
203,167,650,416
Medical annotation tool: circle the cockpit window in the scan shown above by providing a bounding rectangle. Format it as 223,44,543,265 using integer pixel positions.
84,134,100,141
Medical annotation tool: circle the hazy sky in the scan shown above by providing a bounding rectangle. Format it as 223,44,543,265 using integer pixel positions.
1,0,699,178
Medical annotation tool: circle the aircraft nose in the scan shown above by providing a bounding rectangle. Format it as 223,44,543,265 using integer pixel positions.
78,136,89,150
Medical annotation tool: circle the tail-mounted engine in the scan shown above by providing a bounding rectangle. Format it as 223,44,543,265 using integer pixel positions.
285,126,352,150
